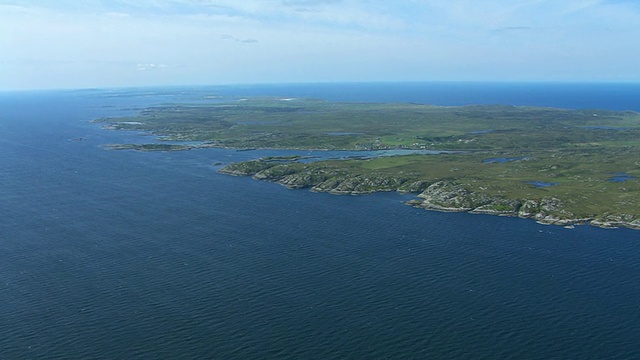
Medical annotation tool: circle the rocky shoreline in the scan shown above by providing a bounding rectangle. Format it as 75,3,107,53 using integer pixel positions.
410,181,603,227
220,160,640,231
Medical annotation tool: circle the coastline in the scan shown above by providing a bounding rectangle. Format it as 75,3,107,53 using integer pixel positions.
96,98,640,232
219,161,640,231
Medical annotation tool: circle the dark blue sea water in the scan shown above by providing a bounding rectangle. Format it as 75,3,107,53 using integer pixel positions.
2,83,640,359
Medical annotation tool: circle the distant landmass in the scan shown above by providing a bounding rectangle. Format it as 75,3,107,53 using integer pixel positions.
97,97,640,230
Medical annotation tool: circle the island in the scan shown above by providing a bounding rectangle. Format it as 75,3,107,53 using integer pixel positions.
95,97,640,230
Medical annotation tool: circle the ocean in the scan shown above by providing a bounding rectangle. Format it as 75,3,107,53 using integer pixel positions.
1,83,639,359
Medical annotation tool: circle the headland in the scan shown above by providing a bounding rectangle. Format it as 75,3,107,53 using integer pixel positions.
96,97,640,230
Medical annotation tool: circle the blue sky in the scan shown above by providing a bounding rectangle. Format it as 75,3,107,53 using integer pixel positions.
2,0,640,90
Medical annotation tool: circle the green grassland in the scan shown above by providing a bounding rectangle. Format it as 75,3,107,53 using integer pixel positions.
98,98,640,229
312,149,640,217
98,98,640,151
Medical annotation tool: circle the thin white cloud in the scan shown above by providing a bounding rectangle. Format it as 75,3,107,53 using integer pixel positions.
2,0,640,90
220,34,259,43
137,63,170,71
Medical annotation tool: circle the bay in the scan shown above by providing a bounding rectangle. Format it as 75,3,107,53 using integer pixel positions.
1,83,639,359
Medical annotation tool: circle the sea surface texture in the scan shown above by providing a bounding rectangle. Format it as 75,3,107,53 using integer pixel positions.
1,83,640,359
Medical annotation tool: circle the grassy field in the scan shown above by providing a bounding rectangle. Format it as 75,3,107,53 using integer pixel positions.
310,148,639,218
98,98,640,151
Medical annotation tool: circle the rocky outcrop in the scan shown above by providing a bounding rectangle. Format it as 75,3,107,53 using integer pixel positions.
315,175,406,194
410,182,600,226
221,161,413,194
220,161,640,231
276,170,408,194
416,181,504,212
513,198,593,226
591,214,640,229
397,180,431,193
470,199,522,216
218,160,277,176
253,165,299,180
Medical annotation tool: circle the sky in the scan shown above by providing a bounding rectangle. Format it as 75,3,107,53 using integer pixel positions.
2,0,640,90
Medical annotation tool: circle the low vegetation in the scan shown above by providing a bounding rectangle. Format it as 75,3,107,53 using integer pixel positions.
98,98,640,229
